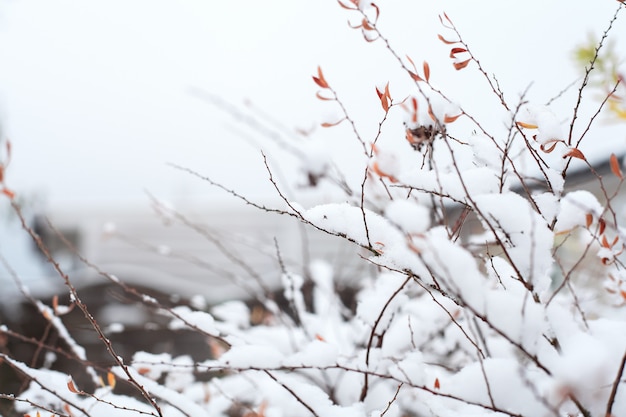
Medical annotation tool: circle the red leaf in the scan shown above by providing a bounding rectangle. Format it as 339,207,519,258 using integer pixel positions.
423,61,430,82
599,218,606,235
610,153,623,180
563,148,586,161
434,378,440,390
437,34,457,45
313,66,329,89
449,47,467,58
453,59,471,70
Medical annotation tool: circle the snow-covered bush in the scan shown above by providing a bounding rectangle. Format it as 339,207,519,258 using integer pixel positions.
2,1,626,416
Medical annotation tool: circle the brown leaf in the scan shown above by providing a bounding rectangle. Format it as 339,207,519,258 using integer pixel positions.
437,34,457,45
540,139,561,153
321,118,345,128
449,47,467,58
337,0,358,10
602,235,610,248
423,61,430,82
610,153,623,179
563,148,586,161
453,59,471,70
67,377,79,394
315,91,333,101
312,66,329,89
434,377,441,389
405,54,418,72
408,71,423,82
444,112,463,123
0,165,4,183
361,18,375,31
585,213,593,228
599,218,606,235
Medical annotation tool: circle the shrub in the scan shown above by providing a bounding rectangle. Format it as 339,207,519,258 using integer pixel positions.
1,1,626,416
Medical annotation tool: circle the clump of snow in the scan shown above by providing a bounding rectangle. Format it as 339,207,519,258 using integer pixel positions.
168,305,218,335
384,199,430,234
555,190,602,233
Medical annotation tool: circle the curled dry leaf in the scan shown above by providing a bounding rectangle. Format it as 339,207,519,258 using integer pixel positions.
67,377,79,394
434,377,441,390
423,61,430,82
516,121,539,129
585,213,593,228
437,34,457,45
610,153,623,179
321,118,346,128
337,0,359,10
449,47,467,58
444,113,463,123
453,59,471,70
563,148,586,161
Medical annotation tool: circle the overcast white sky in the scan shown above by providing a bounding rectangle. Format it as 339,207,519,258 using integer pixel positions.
0,0,623,209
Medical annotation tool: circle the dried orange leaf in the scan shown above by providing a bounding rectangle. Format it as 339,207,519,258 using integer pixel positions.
434,377,441,389
315,334,326,341
599,218,606,235
67,377,79,394
610,153,623,179
107,371,116,389
0,165,4,183
585,213,593,228
1,188,15,199
444,112,463,123
602,235,610,248
423,61,430,82
453,59,471,70
563,148,586,160
321,118,345,128
516,121,538,129
437,34,457,44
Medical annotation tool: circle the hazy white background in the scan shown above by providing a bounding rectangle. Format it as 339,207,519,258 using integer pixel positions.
0,0,623,208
